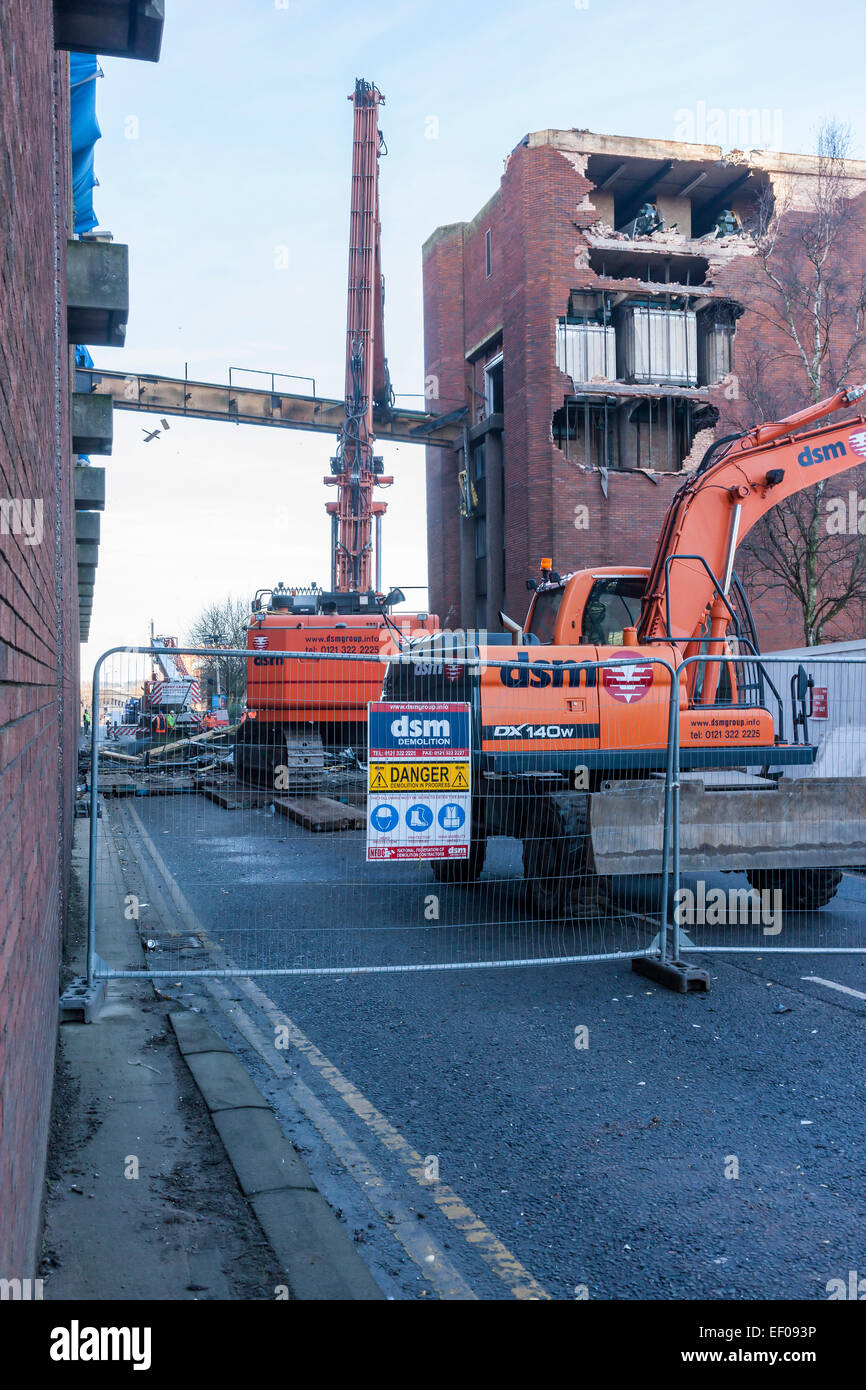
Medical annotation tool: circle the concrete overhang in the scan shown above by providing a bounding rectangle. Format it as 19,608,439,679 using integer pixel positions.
77,542,99,567
75,512,101,543
53,1,165,62
78,564,97,586
67,240,129,348
72,392,113,454
74,466,105,511
467,413,504,445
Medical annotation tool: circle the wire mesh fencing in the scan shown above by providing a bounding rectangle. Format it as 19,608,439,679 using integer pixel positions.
671,653,866,955
84,644,678,981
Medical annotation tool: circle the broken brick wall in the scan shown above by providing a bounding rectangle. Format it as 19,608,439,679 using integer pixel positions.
0,0,78,1278
424,142,695,627
423,138,866,648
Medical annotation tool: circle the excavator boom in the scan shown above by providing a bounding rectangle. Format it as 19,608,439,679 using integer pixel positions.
639,384,866,644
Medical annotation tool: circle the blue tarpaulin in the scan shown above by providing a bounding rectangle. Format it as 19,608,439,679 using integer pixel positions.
70,53,101,234
75,345,94,461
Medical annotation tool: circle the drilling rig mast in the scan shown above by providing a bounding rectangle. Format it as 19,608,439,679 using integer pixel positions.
325,78,393,593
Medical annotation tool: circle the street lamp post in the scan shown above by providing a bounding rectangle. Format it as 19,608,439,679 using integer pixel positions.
206,633,222,699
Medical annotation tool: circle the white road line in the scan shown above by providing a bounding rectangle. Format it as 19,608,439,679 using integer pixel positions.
206,979,479,1302
801,976,866,1002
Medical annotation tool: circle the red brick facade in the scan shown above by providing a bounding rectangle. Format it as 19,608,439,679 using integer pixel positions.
0,0,78,1277
423,134,866,649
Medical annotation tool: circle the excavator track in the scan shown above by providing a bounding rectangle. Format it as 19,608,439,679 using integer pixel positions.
521,791,610,920
235,724,325,795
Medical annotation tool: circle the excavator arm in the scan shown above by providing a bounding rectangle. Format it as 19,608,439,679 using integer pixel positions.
638,384,866,649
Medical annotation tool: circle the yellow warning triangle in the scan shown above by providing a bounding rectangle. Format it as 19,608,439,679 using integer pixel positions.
453,766,468,789
370,765,387,790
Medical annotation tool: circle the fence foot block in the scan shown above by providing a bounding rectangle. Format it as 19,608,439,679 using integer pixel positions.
59,974,106,1023
631,955,710,993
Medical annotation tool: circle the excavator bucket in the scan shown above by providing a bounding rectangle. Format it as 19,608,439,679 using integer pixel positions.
588,775,866,877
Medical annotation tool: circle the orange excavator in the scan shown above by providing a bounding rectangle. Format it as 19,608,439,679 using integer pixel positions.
386,384,866,910
237,80,437,788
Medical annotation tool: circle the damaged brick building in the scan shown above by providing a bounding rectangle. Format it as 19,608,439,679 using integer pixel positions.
422,129,866,648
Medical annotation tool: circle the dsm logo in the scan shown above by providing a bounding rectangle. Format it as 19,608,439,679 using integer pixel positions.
390,716,451,740
798,440,847,467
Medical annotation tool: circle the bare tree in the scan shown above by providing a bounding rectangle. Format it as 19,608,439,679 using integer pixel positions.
733,120,866,645
186,595,250,711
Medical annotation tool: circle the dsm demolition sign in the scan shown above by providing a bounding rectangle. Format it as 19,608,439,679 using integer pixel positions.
366,702,471,861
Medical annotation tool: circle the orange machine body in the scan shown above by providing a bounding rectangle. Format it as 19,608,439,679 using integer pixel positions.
473,561,778,768
246,609,439,728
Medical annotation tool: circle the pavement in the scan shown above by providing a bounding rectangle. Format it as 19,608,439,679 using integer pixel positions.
97,789,866,1302
41,815,382,1300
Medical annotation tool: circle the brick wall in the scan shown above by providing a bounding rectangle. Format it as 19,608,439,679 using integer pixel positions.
0,0,78,1277
423,139,866,649
423,224,467,625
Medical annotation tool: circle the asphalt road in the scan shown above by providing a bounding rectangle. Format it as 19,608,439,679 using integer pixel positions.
106,793,866,1301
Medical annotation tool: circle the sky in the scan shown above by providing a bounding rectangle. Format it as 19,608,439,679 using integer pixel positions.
81,0,866,670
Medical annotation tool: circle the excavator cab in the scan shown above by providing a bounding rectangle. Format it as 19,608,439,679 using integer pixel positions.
524,586,562,643
524,566,648,647
579,577,644,646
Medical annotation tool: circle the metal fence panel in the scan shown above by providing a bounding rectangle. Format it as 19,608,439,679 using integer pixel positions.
672,654,866,956
85,646,677,982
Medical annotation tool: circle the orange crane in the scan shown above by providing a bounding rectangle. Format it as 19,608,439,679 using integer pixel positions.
386,385,866,911
236,80,438,789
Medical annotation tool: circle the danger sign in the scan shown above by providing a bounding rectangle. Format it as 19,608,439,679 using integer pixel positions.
602,652,654,705
366,702,472,861
369,761,470,792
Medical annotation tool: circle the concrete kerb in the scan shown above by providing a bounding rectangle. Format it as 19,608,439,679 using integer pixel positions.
169,1009,383,1301
71,808,382,1300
